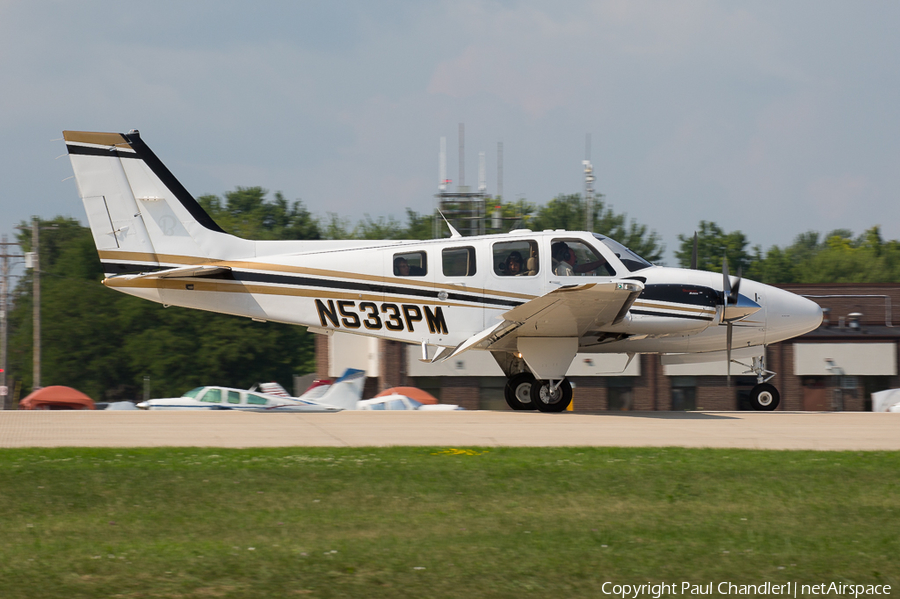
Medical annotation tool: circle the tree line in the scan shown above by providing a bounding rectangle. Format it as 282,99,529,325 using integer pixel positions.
5,186,899,402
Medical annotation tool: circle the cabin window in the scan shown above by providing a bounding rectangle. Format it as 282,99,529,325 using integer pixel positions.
227,390,241,404
246,393,269,406
442,246,477,277
200,388,222,403
493,240,538,276
393,251,427,277
551,238,616,277
386,399,407,410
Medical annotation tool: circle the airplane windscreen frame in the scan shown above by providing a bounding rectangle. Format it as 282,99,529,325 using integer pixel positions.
593,234,652,272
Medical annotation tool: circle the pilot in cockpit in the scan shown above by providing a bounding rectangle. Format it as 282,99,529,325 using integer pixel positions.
551,242,607,276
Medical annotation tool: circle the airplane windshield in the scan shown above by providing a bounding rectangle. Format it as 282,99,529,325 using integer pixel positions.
183,387,204,399
593,235,652,272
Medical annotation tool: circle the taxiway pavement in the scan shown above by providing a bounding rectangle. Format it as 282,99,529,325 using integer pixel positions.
1,410,898,450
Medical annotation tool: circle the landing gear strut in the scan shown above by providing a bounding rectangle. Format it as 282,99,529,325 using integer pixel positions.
530,379,573,412
736,354,780,411
504,373,536,411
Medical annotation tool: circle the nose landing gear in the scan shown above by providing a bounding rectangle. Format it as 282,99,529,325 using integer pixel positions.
737,354,780,411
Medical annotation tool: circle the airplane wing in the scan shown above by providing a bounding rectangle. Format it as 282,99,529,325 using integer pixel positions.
435,280,643,362
128,264,231,279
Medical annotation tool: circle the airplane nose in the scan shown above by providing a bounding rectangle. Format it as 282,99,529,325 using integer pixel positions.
136,401,149,410
766,287,823,343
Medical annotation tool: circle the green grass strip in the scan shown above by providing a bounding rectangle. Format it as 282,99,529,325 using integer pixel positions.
0,447,897,598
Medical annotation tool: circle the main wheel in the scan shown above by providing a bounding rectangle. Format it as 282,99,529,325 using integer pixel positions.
504,373,537,410
749,383,780,411
530,379,573,412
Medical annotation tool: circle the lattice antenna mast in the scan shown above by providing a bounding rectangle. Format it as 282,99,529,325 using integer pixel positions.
583,133,594,232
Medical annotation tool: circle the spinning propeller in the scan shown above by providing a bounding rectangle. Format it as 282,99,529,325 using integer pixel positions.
721,258,761,385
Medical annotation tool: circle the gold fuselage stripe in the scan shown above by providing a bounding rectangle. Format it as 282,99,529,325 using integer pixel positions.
98,250,538,301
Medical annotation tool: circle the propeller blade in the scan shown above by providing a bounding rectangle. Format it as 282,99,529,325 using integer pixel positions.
691,232,698,269
730,267,742,304
722,257,731,299
726,322,733,386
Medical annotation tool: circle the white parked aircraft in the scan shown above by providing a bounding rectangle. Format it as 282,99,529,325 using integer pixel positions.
63,130,823,412
136,369,365,411
358,394,463,411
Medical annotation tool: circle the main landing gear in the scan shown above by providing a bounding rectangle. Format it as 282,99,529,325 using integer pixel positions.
504,373,573,412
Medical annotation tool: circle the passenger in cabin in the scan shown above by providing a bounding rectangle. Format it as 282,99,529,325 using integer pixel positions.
551,242,607,276
394,257,410,276
504,251,524,276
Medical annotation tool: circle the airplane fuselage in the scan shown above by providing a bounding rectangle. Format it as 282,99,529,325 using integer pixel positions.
103,229,821,358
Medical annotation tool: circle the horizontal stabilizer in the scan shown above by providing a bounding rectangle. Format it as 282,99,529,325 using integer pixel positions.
129,264,231,279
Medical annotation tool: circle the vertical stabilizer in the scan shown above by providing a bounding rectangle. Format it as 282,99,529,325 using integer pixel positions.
315,369,367,410
63,130,253,276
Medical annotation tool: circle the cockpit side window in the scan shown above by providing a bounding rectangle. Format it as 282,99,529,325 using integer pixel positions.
200,388,222,403
493,240,539,276
550,239,616,277
393,251,427,277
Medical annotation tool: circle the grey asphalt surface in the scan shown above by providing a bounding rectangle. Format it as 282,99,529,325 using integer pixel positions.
1,410,898,450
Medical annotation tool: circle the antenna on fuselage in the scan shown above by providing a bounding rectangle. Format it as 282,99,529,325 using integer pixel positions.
438,210,462,239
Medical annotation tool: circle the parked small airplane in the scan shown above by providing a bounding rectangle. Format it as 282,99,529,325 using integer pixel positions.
871,389,900,413
64,130,823,412
358,394,462,411
136,369,365,411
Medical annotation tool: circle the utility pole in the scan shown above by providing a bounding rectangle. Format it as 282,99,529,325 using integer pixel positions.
32,218,41,391
1,235,24,409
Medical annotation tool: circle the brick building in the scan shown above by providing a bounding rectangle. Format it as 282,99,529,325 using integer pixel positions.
315,284,900,411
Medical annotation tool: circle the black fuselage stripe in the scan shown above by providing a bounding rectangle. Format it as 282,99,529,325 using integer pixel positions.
101,262,522,308
639,284,719,307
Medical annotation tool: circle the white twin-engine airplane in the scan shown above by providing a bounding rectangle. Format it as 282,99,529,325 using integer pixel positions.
63,130,823,413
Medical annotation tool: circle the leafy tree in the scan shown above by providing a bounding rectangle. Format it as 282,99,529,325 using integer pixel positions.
8,207,317,400
675,221,751,274
198,187,321,240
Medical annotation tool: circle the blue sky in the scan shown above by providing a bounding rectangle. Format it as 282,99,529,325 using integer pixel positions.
2,1,899,263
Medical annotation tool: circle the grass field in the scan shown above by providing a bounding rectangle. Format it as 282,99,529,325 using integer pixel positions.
0,447,897,598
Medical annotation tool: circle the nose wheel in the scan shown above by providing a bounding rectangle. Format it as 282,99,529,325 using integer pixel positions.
749,383,780,411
